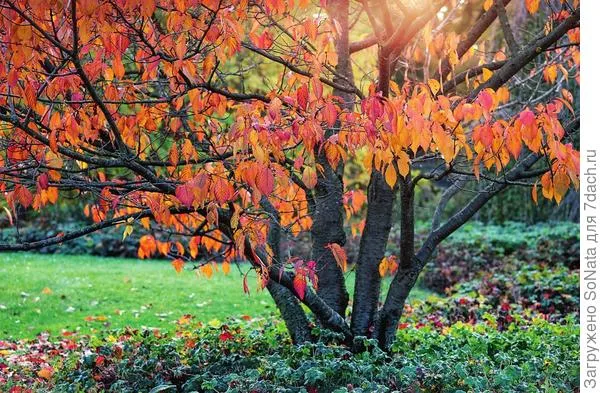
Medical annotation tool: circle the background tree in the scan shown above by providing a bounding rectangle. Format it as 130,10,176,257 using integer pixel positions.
0,0,579,349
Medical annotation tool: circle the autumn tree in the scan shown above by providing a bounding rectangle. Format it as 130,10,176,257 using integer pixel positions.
0,0,580,349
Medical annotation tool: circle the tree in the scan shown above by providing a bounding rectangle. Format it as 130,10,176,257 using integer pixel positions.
0,0,579,349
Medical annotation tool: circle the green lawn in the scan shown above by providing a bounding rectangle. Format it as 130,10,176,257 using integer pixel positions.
0,253,432,339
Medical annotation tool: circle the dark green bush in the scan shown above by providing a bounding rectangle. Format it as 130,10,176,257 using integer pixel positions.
417,222,579,293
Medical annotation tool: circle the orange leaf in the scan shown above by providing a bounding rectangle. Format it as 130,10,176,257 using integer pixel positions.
222,262,231,275
326,243,347,272
541,172,554,200
243,274,250,294
24,82,37,107
384,163,397,189
200,263,213,278
213,177,234,204
525,0,540,14
113,54,125,79
14,185,33,208
138,235,157,259
378,257,389,277
171,258,185,273
37,367,54,380
397,151,410,178
140,0,156,17
302,166,317,189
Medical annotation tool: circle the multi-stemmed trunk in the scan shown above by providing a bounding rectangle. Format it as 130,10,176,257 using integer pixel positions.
258,2,580,350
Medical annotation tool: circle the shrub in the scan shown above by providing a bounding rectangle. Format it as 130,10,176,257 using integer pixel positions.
418,222,579,293
403,263,579,335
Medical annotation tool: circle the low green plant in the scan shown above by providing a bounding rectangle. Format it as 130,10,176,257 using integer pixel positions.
12,318,571,393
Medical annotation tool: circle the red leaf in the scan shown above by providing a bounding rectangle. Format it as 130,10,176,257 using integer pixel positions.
323,102,337,127
255,31,273,49
293,274,306,299
477,89,494,112
480,124,494,149
256,166,274,195
243,274,250,294
38,173,49,190
219,331,234,341
297,84,309,110
519,109,535,127
175,184,194,207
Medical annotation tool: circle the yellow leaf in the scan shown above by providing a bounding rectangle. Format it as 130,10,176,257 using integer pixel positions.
448,50,459,67
543,64,558,84
122,224,133,240
496,86,510,103
483,0,493,11
384,163,397,189
208,318,221,328
482,67,493,82
427,79,441,95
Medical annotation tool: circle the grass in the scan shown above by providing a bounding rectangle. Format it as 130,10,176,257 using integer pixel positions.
0,253,432,339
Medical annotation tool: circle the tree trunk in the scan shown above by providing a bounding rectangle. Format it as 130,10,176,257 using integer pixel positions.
375,264,420,349
375,175,417,349
311,0,353,319
311,160,349,318
262,198,313,344
350,171,395,337
266,282,313,344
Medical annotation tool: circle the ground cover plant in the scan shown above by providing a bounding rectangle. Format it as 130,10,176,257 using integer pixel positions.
0,317,579,393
